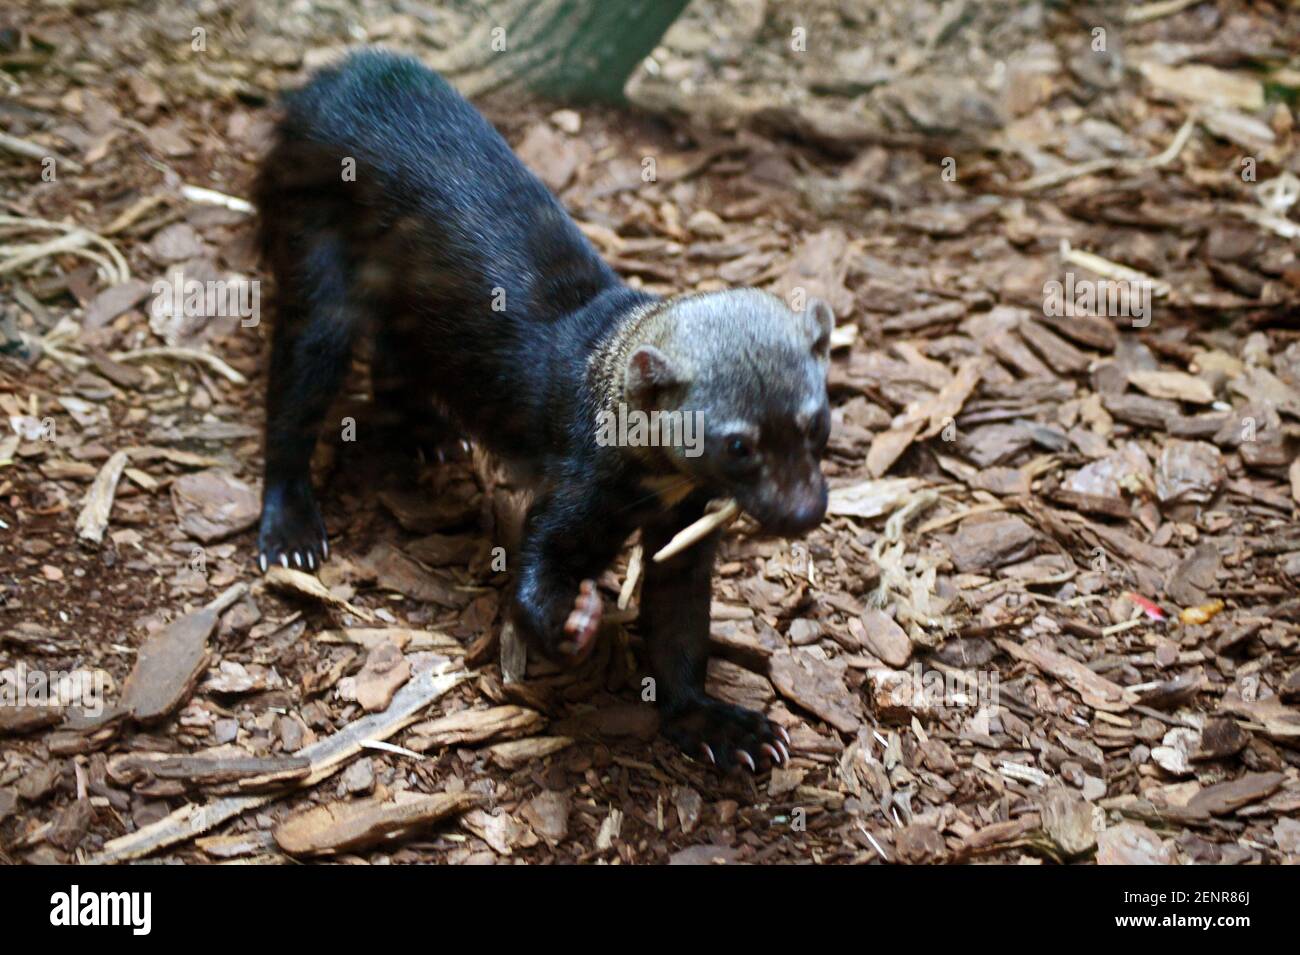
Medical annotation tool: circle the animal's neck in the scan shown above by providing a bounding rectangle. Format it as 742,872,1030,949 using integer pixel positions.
590,295,669,420
589,294,699,477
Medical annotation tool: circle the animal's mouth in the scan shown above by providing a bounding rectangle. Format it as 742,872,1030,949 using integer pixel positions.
736,484,828,538
753,511,825,538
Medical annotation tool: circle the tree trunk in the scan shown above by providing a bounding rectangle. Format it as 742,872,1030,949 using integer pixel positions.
432,0,692,103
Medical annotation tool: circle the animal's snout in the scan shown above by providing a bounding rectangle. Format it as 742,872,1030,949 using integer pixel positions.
758,477,827,537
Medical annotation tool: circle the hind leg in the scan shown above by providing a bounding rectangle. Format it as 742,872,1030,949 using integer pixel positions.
258,230,359,572
370,319,465,463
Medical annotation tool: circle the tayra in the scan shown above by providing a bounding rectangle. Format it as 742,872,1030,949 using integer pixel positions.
255,51,833,772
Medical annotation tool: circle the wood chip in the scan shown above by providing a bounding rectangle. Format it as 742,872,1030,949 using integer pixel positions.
769,649,863,733
317,627,461,654
74,450,129,544
706,658,775,710
996,637,1128,712
488,736,574,770
946,516,1039,572
1096,822,1178,865
1186,772,1284,817
521,790,570,845
867,356,986,477
274,790,481,857
93,662,468,863
407,705,546,750
858,608,912,667
360,542,470,607
170,468,260,542
1128,369,1214,404
1039,789,1097,857
351,641,411,713
0,705,63,736
264,565,376,622
1216,696,1300,741
827,476,920,519
120,583,246,723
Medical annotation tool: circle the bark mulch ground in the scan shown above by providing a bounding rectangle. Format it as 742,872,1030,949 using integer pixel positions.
1,0,1298,864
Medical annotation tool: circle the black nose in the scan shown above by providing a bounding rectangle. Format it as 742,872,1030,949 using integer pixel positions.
788,495,827,534
767,485,826,536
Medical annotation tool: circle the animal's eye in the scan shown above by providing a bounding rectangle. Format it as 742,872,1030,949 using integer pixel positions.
726,436,754,459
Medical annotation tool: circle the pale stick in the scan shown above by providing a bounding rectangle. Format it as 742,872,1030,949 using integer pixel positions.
651,499,741,563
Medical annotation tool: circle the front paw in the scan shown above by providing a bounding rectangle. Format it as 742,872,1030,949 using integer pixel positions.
663,696,791,773
557,579,601,660
258,480,328,572
513,577,603,666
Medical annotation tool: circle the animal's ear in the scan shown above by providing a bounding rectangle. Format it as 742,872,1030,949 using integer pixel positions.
800,297,835,363
626,344,684,407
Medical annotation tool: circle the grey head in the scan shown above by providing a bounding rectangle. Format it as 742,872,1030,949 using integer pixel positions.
624,288,834,536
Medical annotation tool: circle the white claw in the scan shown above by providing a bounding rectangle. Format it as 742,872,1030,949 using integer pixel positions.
701,743,716,765
280,554,289,569
737,750,756,772
258,553,268,573
293,551,303,568
322,538,329,560
775,740,790,764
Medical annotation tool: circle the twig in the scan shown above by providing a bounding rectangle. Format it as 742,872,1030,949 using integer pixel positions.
103,194,168,236
917,501,1006,536
0,214,129,283
1060,239,1173,298
206,582,249,616
0,232,117,280
0,130,83,172
652,499,741,562
36,337,89,372
1011,113,1197,193
617,543,643,609
880,490,939,546
111,346,248,385
1100,617,1146,637
180,184,255,214
358,739,425,760
1227,202,1300,239
860,826,890,863
91,662,468,863
1125,0,1205,24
